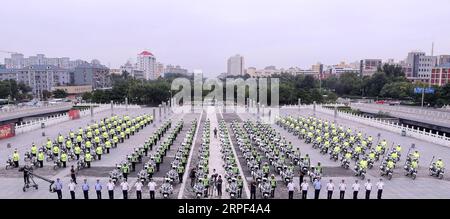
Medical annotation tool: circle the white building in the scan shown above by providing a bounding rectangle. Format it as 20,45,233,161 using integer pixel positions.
405,51,437,82
164,64,188,75
109,69,122,75
16,65,70,98
137,51,157,80
4,53,88,69
227,54,245,76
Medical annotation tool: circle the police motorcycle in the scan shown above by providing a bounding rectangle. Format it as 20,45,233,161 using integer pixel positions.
281,166,294,185
330,146,340,161
193,179,205,199
252,165,264,185
404,160,418,180
429,157,445,179
76,155,87,171
5,156,15,170
160,178,174,199
137,169,148,182
53,155,63,170
109,163,122,184
226,178,239,199
45,149,56,162
273,157,285,174
341,153,351,169
308,166,322,182
379,158,394,180
259,178,272,199
320,141,330,155
291,149,301,165
24,151,33,162
354,161,367,180
166,165,180,184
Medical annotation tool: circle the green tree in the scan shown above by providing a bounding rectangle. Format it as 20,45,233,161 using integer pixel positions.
52,89,68,98
42,90,52,100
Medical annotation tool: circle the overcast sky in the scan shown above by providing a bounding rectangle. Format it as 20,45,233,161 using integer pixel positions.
1,0,449,76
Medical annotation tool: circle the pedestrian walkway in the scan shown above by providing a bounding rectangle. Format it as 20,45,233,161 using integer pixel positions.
207,106,229,199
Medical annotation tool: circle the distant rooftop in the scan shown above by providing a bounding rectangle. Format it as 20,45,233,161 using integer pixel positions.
437,63,450,68
139,51,154,56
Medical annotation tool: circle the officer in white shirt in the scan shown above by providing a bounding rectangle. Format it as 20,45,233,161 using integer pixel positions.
339,179,346,199
287,181,296,199
68,179,76,199
364,179,372,199
135,179,144,199
352,180,360,199
148,178,157,199
120,179,129,199
300,180,308,199
376,178,384,199
106,179,115,199
326,179,334,199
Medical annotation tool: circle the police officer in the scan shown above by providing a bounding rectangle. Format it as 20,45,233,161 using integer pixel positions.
270,174,277,198
121,179,129,199
70,165,77,184
37,150,45,168
352,180,360,199
105,140,111,154
30,144,37,157
96,145,103,160
122,162,129,180
12,149,20,167
237,175,244,198
82,179,90,199
178,164,184,183
326,179,334,199
300,179,308,199
364,179,372,199
135,180,143,199
203,176,210,197
68,179,76,199
54,178,63,199
95,179,102,199
107,179,115,199
155,153,161,172
313,178,321,199
74,145,81,160
60,151,67,168
262,162,270,178
85,151,92,168
339,179,346,199
52,144,60,160
250,180,257,199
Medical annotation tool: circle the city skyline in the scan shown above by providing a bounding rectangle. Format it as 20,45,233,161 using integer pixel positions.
1,0,450,76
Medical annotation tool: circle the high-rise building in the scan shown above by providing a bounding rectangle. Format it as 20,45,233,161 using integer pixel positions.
227,54,245,76
405,51,437,82
359,59,382,77
137,51,157,80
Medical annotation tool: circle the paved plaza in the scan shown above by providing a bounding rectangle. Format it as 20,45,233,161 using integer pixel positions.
0,106,450,199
